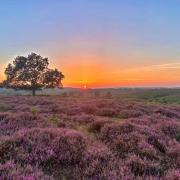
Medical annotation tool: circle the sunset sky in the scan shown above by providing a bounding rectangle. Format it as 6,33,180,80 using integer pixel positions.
1,0,180,88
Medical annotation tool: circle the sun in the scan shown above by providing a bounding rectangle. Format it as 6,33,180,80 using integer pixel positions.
83,84,87,89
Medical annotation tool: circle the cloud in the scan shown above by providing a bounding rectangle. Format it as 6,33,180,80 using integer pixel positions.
129,62,180,72
150,62,180,69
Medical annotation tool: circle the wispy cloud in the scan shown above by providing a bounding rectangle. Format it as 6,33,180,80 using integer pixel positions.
112,62,180,74
150,62,180,69
130,62,180,72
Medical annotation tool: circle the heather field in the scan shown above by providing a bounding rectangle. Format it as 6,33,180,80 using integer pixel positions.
0,95,180,179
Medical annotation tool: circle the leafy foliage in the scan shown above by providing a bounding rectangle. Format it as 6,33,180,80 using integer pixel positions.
2,53,64,95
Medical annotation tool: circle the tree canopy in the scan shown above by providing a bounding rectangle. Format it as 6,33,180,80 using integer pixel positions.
2,53,64,95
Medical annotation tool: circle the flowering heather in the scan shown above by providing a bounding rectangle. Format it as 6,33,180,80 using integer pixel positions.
0,96,180,179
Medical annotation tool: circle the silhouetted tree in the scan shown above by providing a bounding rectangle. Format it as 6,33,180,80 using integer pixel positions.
2,53,64,96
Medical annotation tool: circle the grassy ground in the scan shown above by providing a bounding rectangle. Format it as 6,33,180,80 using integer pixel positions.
1,88,180,105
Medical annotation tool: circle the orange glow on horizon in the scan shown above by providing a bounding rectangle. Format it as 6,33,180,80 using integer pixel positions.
58,56,180,88
1,54,180,88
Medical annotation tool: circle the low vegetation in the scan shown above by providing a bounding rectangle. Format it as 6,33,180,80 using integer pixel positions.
0,96,180,179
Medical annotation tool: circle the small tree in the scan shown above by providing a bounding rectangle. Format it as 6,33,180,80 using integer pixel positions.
2,53,64,96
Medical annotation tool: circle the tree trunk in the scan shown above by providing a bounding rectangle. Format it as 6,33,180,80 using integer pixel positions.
32,88,36,96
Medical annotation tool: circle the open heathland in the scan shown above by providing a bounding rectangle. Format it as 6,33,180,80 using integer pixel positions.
0,95,180,179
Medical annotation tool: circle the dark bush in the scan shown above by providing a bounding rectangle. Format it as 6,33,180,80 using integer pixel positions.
88,119,113,133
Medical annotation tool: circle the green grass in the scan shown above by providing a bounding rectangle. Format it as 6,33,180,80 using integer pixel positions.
114,88,180,104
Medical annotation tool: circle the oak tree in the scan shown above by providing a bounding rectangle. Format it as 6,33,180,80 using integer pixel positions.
3,53,64,96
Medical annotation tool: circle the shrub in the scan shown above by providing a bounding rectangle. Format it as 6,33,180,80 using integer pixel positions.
147,136,166,154
100,122,135,143
0,104,12,112
0,128,87,169
137,141,158,160
94,91,101,98
118,109,143,118
71,114,95,125
165,169,180,180
0,96,180,179
154,107,180,118
159,120,180,141
127,154,160,176
31,106,39,117
61,92,68,97
115,133,143,157
0,113,8,121
0,112,46,135
81,103,97,114
88,119,113,133
81,143,116,179
0,161,52,179
105,92,112,98
97,107,118,117
48,115,59,125
164,141,180,170
52,129,87,164
49,104,60,113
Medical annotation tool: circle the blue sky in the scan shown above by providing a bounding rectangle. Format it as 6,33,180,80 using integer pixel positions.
1,0,180,87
